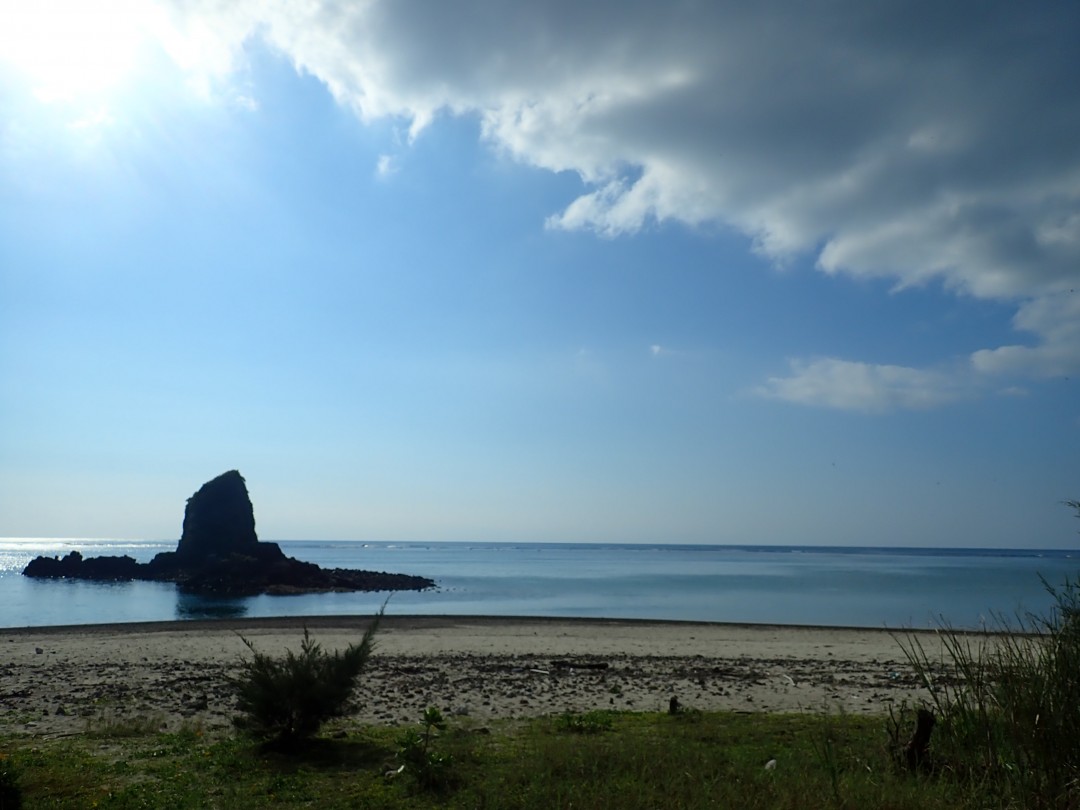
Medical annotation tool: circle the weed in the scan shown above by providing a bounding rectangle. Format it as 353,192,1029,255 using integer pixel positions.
396,706,454,791
554,710,615,735
811,714,843,806
84,712,167,738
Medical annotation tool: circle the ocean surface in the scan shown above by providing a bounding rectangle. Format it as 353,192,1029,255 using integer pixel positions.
1,539,1078,630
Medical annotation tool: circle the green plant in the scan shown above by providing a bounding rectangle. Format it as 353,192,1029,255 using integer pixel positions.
233,605,383,748
3,710,990,809
897,563,1080,806
84,711,167,738
810,714,843,806
396,706,454,790
555,710,615,735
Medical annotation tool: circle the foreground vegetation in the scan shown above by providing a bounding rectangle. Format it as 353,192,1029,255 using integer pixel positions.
0,709,993,809
3,613,1079,810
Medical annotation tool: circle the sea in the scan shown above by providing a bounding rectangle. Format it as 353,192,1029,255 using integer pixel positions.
1,539,1078,631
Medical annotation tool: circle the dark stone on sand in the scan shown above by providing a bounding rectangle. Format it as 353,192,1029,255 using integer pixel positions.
23,470,435,597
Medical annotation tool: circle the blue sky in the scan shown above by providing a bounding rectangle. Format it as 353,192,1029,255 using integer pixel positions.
1,1,1078,547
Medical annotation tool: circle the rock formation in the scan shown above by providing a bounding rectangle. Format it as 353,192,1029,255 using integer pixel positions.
23,470,435,597
23,550,141,582
177,470,260,559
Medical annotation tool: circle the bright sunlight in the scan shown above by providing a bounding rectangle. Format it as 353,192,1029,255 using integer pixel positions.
0,0,148,102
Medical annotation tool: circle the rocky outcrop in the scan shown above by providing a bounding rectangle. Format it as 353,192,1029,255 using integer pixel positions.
23,471,435,597
23,551,141,581
176,470,260,559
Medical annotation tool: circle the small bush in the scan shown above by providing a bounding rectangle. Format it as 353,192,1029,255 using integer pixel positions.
396,706,454,791
233,606,383,748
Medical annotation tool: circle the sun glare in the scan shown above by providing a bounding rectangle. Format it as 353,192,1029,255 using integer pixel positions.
0,0,148,102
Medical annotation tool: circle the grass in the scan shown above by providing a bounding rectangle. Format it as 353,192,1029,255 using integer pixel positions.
1,709,993,809
896,575,1080,808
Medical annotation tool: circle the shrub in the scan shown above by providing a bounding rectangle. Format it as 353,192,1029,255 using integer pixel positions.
233,606,383,748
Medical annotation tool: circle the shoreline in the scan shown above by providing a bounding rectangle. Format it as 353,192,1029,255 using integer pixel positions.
1,615,966,738
2,612,1003,635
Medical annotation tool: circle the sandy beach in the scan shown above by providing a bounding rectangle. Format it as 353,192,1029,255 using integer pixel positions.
0,616,946,737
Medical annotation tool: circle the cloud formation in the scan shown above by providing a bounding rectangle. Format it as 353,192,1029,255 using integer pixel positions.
971,291,1080,378
17,0,1079,409
756,358,962,413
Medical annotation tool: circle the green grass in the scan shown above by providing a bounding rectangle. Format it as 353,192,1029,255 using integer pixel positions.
1,710,995,809
896,575,1080,808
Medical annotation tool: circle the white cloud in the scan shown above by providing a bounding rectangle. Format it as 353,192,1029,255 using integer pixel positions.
997,387,1030,398
757,358,962,413
17,0,1079,402
971,292,1080,378
648,344,687,360
375,153,397,178
145,3,1078,278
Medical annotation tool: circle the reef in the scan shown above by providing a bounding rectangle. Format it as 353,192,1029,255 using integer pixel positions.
23,470,434,597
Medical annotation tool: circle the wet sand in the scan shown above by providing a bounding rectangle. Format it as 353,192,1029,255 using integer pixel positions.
0,616,947,737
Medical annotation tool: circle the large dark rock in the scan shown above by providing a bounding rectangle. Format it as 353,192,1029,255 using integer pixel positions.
23,471,435,597
176,470,259,559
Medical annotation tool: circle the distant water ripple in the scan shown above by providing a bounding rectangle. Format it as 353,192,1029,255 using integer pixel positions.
1,539,1076,629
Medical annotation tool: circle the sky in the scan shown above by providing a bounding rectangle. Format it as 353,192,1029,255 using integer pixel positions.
1,0,1078,548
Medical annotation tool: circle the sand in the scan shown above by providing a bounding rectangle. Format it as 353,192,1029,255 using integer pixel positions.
0,616,951,737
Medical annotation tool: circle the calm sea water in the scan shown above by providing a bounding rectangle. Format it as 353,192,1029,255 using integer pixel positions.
1,539,1077,630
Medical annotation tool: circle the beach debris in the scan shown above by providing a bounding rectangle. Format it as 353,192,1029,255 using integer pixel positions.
781,674,796,687
551,660,609,671
529,669,550,676
764,758,777,770
35,648,42,655
903,708,936,772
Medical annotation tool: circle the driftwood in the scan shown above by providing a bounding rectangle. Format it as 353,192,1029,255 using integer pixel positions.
904,708,936,772
550,660,610,671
